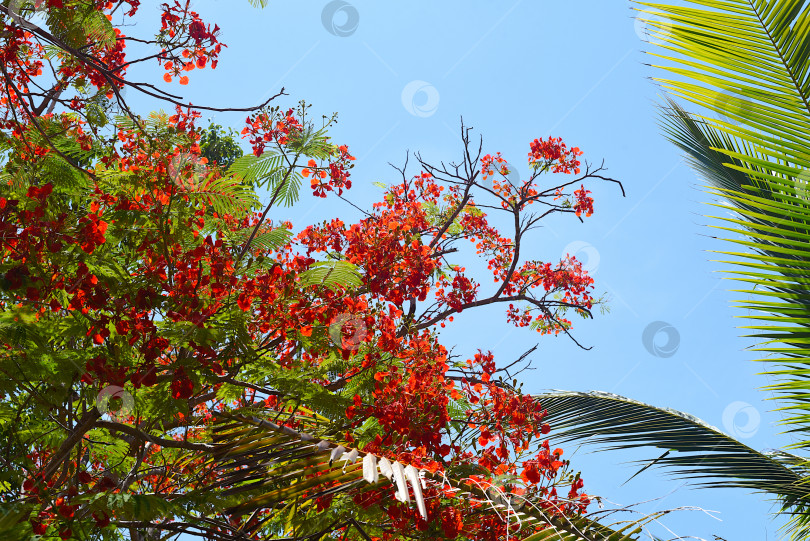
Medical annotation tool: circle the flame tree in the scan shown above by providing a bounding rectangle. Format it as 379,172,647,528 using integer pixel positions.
0,2,631,539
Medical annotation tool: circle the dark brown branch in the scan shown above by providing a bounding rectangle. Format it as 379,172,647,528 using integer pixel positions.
96,420,216,451
0,5,286,115
41,408,101,481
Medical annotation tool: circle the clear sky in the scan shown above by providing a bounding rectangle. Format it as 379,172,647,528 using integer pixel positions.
124,1,787,538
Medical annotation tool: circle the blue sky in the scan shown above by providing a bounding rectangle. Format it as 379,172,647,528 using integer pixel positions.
125,1,787,538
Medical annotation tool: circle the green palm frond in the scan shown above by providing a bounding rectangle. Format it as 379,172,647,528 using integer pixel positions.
660,100,752,196
640,0,810,453
202,414,650,541
638,0,810,166
537,391,809,500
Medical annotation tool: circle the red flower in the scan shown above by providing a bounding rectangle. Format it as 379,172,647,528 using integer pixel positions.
31,521,46,535
441,507,463,539
93,511,111,528
171,373,194,399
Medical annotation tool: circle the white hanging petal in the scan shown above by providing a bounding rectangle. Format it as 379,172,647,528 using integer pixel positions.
405,465,426,519
418,470,427,490
362,453,378,483
378,457,393,480
391,461,410,503
329,445,346,465
342,449,359,472
316,440,330,452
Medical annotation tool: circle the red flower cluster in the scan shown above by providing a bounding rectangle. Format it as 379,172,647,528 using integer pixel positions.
242,108,303,156
303,143,357,197
529,136,583,174
159,1,223,85
574,184,594,217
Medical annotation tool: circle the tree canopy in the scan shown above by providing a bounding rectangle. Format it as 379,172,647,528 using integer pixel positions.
0,2,629,540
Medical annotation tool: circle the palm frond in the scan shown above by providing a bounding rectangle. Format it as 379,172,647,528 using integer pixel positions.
201,414,652,541
537,390,808,500
641,0,810,452
638,0,810,166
